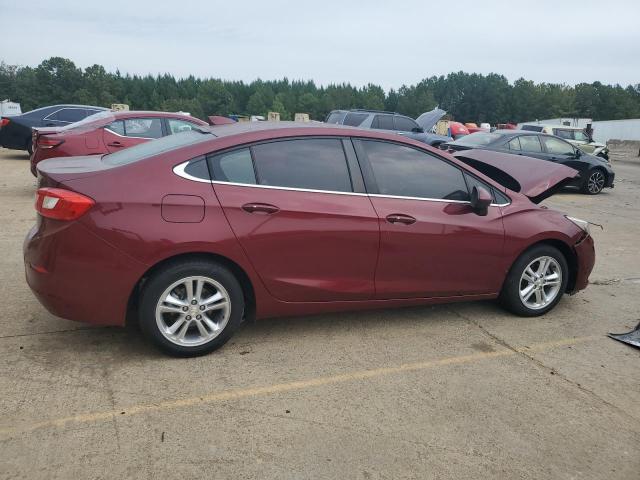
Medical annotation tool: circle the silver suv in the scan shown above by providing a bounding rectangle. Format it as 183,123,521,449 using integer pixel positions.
325,108,452,147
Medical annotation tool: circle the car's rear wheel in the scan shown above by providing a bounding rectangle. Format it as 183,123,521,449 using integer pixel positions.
139,260,244,357
581,168,606,195
500,245,568,317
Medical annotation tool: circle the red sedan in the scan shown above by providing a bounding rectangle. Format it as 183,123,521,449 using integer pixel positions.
24,122,595,356
30,110,208,175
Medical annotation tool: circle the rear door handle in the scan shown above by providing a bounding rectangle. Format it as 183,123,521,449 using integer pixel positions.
242,203,280,214
386,213,416,225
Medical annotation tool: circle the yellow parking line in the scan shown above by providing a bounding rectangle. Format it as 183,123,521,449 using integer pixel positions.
0,335,597,437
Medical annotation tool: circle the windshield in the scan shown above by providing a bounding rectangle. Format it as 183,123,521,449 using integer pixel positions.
452,132,502,146
103,129,214,166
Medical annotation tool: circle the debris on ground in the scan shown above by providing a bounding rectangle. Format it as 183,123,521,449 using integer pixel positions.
608,322,640,348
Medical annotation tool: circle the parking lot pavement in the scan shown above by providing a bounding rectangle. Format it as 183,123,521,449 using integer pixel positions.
1,148,638,479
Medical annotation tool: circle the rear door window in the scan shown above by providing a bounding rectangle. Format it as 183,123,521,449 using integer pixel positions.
106,120,125,135
394,116,418,132
209,149,257,184
371,115,394,130
123,118,164,138
518,135,543,153
251,138,353,192
360,140,468,201
343,112,368,127
168,118,199,134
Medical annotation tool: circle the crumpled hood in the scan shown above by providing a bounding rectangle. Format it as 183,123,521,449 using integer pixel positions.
415,108,446,132
452,149,580,203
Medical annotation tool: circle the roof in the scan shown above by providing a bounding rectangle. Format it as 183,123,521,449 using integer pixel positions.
110,110,204,121
205,120,364,138
492,129,559,137
329,109,399,115
521,123,584,130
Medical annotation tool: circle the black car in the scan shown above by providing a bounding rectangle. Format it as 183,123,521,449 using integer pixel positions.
0,104,107,154
442,130,615,195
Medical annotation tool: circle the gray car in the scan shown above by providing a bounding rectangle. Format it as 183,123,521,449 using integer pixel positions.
325,108,451,147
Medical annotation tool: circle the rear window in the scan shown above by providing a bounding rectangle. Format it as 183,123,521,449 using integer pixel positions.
452,132,502,147
103,130,213,166
342,112,368,127
521,125,543,132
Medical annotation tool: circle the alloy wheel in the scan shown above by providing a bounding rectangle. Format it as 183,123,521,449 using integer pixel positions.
155,276,231,346
518,256,563,310
587,170,605,194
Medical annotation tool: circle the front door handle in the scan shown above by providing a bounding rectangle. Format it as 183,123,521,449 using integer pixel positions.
242,203,280,214
386,213,416,225
108,141,124,147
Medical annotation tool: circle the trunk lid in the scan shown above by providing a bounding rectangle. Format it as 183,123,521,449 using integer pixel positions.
37,155,114,185
452,149,579,203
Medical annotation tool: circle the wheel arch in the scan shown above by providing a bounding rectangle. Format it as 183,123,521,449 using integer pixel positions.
126,251,257,327
505,238,578,294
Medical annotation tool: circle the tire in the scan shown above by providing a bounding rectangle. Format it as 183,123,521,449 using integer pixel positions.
26,139,33,156
500,245,569,317
581,168,606,195
138,259,244,357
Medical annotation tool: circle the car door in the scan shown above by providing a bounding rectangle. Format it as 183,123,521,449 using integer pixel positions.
512,134,550,161
103,117,164,152
394,115,422,140
209,137,380,302
540,135,588,179
354,139,505,299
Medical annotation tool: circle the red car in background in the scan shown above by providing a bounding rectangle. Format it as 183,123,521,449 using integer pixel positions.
30,110,208,175
25,122,595,357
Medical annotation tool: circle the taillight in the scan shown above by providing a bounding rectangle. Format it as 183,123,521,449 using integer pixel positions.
0,118,9,128
35,188,95,221
37,136,64,149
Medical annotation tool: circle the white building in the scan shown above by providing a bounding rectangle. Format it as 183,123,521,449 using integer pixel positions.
518,117,640,143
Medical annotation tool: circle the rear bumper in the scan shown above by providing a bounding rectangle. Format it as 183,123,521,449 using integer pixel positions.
571,234,595,293
23,220,147,326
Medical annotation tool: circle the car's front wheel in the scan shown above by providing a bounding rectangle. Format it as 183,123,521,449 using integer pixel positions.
500,245,568,317
139,259,244,357
581,169,606,195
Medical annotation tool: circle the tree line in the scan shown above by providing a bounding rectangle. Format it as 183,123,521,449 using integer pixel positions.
1,57,639,124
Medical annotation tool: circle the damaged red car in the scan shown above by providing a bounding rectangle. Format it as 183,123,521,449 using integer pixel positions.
30,110,208,175
24,123,595,356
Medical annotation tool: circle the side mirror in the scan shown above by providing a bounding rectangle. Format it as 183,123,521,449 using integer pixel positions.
412,127,424,133
470,186,492,216
574,148,582,158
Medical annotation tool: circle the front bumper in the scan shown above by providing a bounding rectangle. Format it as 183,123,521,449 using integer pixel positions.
571,234,595,293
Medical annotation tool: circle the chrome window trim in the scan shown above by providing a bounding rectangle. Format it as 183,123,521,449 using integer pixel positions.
173,160,509,206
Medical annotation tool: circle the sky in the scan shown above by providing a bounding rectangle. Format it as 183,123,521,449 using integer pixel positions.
1,0,639,90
